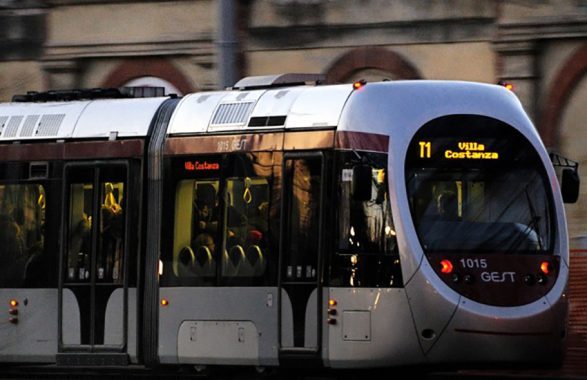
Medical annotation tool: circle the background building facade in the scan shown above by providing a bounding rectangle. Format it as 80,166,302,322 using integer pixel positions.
3,0,581,236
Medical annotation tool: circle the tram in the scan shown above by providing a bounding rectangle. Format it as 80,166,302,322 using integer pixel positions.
0,75,578,371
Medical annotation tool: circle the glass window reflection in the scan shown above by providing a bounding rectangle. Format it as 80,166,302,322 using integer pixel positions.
331,151,402,288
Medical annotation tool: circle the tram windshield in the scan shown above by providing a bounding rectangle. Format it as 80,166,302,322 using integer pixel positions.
405,115,555,254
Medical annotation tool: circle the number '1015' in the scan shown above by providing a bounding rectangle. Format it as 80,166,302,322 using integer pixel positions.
460,258,488,269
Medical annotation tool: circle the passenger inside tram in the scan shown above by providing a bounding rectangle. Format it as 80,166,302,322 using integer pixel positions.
0,207,25,270
0,185,49,286
171,175,271,282
190,182,220,276
21,187,50,286
436,191,459,220
193,183,219,238
100,182,124,282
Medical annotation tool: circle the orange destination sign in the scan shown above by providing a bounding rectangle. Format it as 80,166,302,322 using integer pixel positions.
418,141,499,160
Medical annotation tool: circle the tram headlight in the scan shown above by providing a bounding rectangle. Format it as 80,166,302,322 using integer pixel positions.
540,261,551,275
440,259,453,274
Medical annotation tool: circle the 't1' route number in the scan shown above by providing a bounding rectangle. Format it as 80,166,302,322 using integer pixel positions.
419,141,431,158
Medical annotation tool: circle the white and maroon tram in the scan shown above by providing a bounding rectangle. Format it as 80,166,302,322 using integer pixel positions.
0,75,577,372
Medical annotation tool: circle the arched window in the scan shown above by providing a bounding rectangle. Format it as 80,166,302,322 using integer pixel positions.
102,58,194,96
123,76,182,96
324,47,422,84
539,43,587,148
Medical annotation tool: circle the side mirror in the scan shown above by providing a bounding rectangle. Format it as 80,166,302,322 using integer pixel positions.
352,165,372,201
562,168,580,204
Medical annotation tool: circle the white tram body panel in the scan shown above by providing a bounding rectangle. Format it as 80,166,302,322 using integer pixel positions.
0,96,167,364
0,78,571,371
336,81,568,365
161,82,356,367
158,287,280,366
159,79,568,368
330,81,565,363
0,290,59,362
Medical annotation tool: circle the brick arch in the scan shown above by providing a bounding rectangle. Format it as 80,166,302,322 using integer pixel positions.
540,43,587,148
324,47,422,84
102,57,195,95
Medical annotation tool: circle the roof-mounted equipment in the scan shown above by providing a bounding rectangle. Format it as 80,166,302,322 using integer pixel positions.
11,86,167,103
550,152,580,204
232,73,324,91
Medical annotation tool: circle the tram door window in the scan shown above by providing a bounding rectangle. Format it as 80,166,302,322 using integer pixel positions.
280,154,323,351
62,164,127,348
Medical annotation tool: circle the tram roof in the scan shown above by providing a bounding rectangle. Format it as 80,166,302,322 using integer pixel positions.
0,96,167,142
166,83,353,135
166,79,523,136
0,78,522,142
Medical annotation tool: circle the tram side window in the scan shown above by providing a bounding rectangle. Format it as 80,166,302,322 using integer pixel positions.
222,177,270,280
220,152,274,284
166,153,276,286
172,179,220,285
0,184,46,287
330,151,402,288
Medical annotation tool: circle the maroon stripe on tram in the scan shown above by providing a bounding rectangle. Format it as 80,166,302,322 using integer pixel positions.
335,130,389,153
0,138,144,161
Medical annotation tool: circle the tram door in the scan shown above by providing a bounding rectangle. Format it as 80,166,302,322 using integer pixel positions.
59,163,128,361
279,153,324,356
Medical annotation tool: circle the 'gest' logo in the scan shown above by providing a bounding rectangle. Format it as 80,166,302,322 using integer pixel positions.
480,271,516,283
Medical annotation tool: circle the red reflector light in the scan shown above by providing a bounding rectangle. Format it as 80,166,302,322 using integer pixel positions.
440,260,453,274
498,81,514,91
353,79,366,90
540,261,551,275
